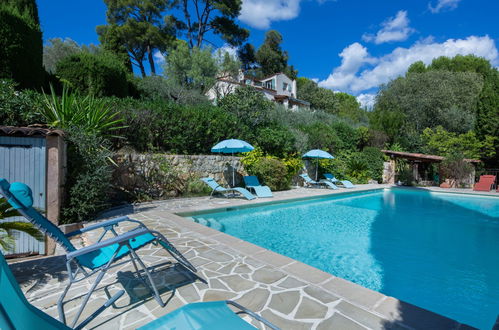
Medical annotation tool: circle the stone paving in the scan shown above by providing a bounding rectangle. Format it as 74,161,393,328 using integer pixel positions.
8,185,477,329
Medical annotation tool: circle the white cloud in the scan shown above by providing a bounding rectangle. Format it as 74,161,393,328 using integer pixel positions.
319,35,498,94
362,10,415,44
428,0,461,13
153,50,165,64
239,0,301,29
357,93,376,109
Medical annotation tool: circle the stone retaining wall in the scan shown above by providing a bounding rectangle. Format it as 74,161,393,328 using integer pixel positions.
112,153,247,199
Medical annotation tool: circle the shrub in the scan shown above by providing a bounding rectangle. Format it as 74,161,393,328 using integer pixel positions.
41,85,125,138
302,122,342,152
345,153,370,184
183,177,212,197
112,98,245,154
56,51,129,97
137,75,208,105
0,1,43,89
440,152,474,187
0,79,44,126
250,157,289,191
361,147,385,182
218,86,274,128
62,128,114,223
254,125,296,157
395,159,414,186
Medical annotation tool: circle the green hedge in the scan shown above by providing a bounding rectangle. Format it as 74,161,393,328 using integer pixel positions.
0,5,43,89
56,52,129,97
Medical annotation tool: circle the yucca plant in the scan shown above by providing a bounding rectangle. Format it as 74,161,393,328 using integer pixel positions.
40,84,126,138
0,199,43,251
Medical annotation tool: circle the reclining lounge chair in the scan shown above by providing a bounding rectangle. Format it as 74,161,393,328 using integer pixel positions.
473,175,496,192
243,176,273,198
0,251,279,330
0,178,203,328
323,173,355,188
201,177,256,200
300,174,338,189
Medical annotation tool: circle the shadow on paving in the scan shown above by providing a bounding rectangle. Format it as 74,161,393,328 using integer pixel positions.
9,255,68,293
369,187,499,329
113,262,200,306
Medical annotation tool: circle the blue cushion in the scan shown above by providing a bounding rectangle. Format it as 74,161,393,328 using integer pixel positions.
77,233,156,270
8,182,33,209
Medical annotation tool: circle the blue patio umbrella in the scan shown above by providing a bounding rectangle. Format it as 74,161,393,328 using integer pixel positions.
302,149,335,181
212,139,254,186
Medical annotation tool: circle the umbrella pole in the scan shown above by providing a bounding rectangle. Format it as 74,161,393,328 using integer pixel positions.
316,158,319,181
232,152,235,187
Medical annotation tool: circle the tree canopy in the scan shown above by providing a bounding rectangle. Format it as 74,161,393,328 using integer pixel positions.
177,0,248,48
97,0,177,77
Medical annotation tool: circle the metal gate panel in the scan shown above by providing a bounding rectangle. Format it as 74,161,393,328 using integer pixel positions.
0,136,46,255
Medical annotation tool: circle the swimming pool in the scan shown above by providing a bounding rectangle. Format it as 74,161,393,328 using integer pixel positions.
185,188,499,328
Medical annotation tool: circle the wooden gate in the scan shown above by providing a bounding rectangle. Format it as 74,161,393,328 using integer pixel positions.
0,136,46,256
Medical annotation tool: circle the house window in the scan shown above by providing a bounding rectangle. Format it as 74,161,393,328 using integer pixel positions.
283,82,288,91
264,79,275,90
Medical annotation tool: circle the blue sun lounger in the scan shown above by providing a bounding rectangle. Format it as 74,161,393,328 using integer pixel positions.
201,177,256,200
323,173,355,188
0,178,202,328
300,174,338,189
0,251,279,330
243,176,273,198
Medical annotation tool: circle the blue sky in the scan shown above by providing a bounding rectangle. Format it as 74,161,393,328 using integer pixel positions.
38,0,498,106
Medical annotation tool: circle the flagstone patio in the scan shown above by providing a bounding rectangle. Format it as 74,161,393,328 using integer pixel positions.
8,185,475,329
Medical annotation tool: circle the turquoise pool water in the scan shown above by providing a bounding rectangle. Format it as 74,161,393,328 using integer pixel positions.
188,189,499,328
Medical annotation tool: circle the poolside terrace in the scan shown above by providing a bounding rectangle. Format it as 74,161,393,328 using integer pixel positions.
8,184,485,329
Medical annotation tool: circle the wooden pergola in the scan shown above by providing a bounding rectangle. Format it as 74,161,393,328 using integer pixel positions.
381,150,480,186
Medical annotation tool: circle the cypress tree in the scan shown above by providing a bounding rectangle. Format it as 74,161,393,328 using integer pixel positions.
0,0,43,89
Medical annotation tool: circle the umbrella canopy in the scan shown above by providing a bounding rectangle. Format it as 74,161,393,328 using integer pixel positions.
302,149,334,181
302,149,334,159
211,139,254,154
211,139,254,187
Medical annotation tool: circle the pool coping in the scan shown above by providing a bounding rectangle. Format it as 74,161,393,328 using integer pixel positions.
167,185,478,329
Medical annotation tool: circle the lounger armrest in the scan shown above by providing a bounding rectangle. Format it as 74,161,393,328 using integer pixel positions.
65,216,141,237
66,228,151,260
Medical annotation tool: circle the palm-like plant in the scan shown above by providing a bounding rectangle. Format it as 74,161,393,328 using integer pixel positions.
40,84,126,138
0,199,43,251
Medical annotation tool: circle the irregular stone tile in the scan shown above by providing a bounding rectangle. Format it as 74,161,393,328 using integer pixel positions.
217,262,237,275
203,289,237,301
234,288,270,312
202,262,222,272
177,284,200,302
209,278,229,291
295,296,328,319
261,310,313,330
303,285,339,304
252,267,286,284
268,291,300,315
317,313,367,330
233,264,252,274
320,277,384,309
276,276,307,289
218,275,255,292
189,256,211,267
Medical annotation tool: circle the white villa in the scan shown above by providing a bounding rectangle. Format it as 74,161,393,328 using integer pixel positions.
206,71,310,110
